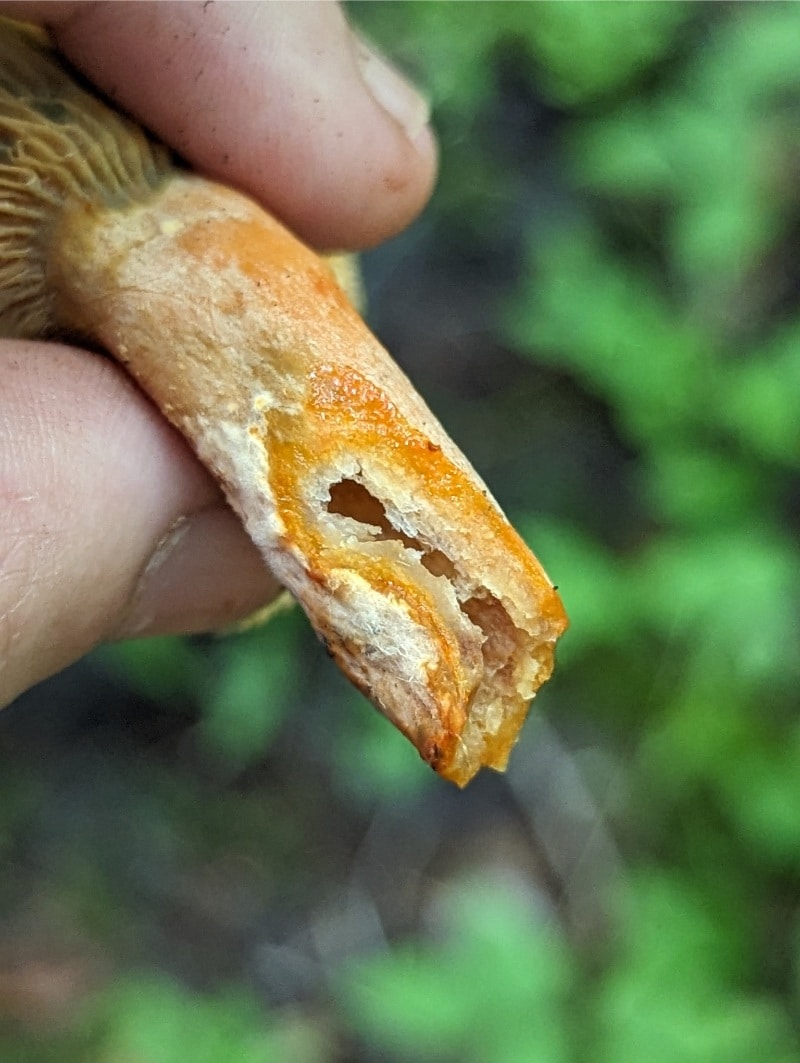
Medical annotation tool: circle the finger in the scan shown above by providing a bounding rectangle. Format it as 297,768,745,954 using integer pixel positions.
1,0,437,249
0,341,281,708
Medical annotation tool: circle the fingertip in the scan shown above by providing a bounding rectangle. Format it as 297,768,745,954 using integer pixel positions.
12,0,438,250
114,506,282,641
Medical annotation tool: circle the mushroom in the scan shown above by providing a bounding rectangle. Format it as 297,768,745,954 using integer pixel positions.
0,20,567,785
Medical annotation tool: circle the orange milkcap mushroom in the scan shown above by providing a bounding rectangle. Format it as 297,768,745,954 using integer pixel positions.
0,20,567,786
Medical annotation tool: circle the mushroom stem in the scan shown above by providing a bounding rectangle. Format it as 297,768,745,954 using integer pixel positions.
0,19,567,785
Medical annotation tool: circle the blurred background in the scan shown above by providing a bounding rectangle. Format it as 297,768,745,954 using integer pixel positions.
3,2,800,1059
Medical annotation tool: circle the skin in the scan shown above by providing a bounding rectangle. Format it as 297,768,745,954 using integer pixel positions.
0,0,438,707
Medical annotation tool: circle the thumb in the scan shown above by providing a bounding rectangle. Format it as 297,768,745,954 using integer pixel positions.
3,0,437,249
0,343,281,709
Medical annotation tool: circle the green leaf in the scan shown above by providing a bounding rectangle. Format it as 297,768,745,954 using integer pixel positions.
331,689,435,805
512,1,693,106
718,327,800,466
196,619,301,769
516,517,631,660
633,528,800,689
340,877,576,1062
640,446,763,528
97,636,207,706
343,945,474,1057
718,727,800,866
86,977,276,1063
696,3,800,105
506,223,712,444
596,874,797,1063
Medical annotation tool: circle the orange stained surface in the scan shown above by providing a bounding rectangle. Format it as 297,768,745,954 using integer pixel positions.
176,191,566,644
176,202,357,330
301,364,567,626
262,387,470,749
262,362,567,764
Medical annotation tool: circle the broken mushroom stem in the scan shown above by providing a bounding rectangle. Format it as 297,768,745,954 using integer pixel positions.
0,19,567,786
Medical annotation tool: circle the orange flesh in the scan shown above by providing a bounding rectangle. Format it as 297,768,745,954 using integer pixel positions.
265,374,470,744
169,192,565,774
177,207,562,620
56,182,565,782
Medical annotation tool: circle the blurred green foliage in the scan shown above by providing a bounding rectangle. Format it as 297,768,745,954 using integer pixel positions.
4,975,325,1063
4,2,800,1060
340,1,800,1059
342,876,577,1063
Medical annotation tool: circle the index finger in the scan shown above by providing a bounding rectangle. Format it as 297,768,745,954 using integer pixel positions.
0,0,437,249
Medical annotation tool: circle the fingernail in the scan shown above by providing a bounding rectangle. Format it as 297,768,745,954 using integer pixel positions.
355,38,431,144
115,507,282,639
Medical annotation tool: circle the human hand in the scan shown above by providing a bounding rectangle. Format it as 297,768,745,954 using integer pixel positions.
0,1,437,707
